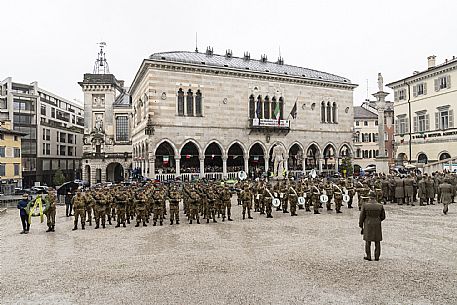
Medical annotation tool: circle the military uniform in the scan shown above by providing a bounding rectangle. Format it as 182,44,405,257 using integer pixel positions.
288,185,298,216
439,179,454,215
84,192,95,226
114,192,127,227
151,190,164,226
359,192,386,261
168,188,181,225
72,192,86,230
134,193,148,227
44,192,57,232
188,191,200,224
263,186,273,218
403,176,414,205
240,186,253,219
220,187,233,221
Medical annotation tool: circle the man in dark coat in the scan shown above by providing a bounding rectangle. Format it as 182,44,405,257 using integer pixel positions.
17,194,30,234
359,191,386,261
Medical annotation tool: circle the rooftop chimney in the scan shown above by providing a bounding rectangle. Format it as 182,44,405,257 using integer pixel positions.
205,46,213,56
243,52,250,60
260,54,268,63
225,49,232,58
276,56,284,65
427,55,436,69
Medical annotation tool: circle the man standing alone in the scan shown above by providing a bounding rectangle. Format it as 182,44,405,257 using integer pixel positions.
359,191,386,261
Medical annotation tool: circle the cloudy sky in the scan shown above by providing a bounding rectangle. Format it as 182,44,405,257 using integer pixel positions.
2,0,457,105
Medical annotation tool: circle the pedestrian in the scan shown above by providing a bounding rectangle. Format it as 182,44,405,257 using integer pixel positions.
439,178,454,215
65,191,73,217
17,193,30,234
359,191,386,261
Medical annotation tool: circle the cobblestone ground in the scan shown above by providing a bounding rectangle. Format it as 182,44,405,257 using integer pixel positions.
1,199,456,305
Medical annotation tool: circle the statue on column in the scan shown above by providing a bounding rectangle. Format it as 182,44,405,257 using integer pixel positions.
377,73,384,92
271,145,286,179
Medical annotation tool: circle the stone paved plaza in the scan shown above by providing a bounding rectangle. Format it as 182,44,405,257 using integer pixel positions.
1,199,456,305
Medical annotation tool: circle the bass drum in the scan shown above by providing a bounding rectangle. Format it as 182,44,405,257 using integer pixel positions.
298,197,306,205
272,198,281,208
320,194,329,203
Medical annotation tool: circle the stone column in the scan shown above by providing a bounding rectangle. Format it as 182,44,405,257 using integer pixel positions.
149,158,155,179
265,154,269,175
200,157,205,178
335,157,339,174
318,158,323,173
244,155,249,175
222,156,228,179
175,156,181,177
302,158,306,175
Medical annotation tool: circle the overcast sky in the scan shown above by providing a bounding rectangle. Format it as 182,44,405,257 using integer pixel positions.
3,0,457,105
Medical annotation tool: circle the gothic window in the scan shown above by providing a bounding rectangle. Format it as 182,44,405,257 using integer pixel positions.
177,88,184,116
332,102,337,123
321,101,326,123
195,90,202,116
249,94,255,119
264,96,270,119
271,97,277,119
279,97,284,120
186,89,194,116
327,102,331,123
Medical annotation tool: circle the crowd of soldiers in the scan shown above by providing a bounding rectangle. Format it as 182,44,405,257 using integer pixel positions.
31,170,455,232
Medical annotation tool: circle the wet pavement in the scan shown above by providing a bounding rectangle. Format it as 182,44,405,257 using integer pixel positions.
1,199,456,305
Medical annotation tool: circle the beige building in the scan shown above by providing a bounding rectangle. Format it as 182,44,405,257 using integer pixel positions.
387,55,457,167
79,46,132,185
353,101,395,173
0,120,25,194
129,48,356,180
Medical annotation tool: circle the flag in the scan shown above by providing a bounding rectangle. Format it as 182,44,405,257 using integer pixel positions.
273,102,280,125
290,101,297,119
163,155,169,165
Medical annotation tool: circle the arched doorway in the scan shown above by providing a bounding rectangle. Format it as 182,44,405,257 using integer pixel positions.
227,143,244,173
180,142,200,173
204,142,223,173
95,168,102,184
84,165,91,186
306,144,320,171
288,143,303,171
106,162,124,183
417,153,428,164
397,153,407,166
249,143,265,178
439,152,451,161
155,141,176,174
323,144,336,172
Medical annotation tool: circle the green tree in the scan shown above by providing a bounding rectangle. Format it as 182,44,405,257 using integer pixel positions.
339,156,353,177
53,169,66,186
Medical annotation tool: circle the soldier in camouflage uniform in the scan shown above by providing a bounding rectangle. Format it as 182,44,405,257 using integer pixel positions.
168,186,180,225
324,181,334,211
188,190,200,224
240,185,253,219
333,184,343,214
84,191,95,226
220,185,233,221
312,184,321,214
93,191,107,229
134,192,148,227
72,190,86,230
44,190,57,232
114,190,127,227
287,183,298,216
263,184,273,218
206,188,217,223
151,189,164,226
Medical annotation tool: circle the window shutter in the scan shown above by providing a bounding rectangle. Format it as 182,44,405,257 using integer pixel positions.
405,117,409,133
425,114,430,131
423,82,427,95
447,75,451,89
413,85,417,97
449,110,454,128
434,79,440,91
413,116,418,132
435,112,440,129
395,119,399,134
394,90,398,102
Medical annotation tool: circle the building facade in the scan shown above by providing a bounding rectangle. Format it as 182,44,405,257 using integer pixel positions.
129,49,356,180
79,47,132,185
0,77,84,187
0,120,25,194
387,55,457,166
353,101,395,172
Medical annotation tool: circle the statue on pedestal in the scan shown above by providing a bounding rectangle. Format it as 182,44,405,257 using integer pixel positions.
271,145,286,179
377,73,384,92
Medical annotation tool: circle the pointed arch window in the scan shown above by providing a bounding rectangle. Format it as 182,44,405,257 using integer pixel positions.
279,97,284,119
327,102,331,123
257,95,263,119
177,88,184,116
249,94,255,119
332,102,337,123
271,97,277,119
195,90,202,116
321,101,326,123
264,96,270,119
186,89,194,116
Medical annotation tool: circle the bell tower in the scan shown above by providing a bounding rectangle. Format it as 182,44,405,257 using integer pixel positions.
78,43,132,185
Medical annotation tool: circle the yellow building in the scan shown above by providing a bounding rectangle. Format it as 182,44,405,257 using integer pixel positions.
0,120,25,194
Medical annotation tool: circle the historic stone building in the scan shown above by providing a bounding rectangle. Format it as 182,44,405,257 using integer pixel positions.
129,48,356,180
79,45,132,185
387,55,457,168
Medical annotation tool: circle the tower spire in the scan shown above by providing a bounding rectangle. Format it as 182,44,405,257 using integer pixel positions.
195,32,199,53
93,42,110,74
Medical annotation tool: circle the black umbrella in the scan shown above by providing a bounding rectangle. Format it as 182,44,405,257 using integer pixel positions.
57,181,79,195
